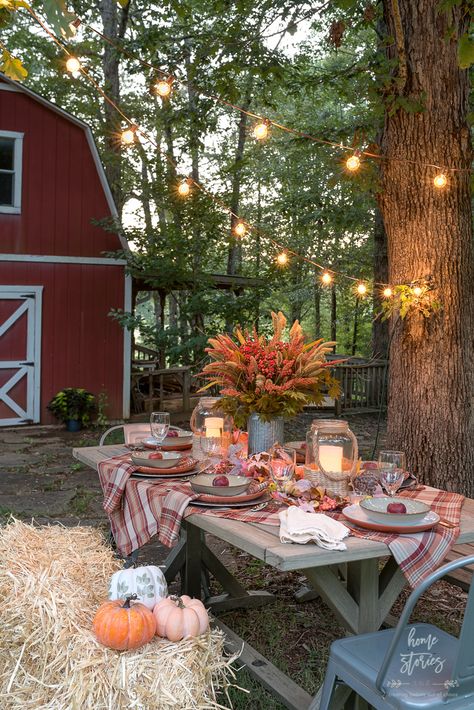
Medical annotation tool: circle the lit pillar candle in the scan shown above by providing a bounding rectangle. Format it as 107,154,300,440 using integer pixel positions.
319,445,343,472
204,417,224,437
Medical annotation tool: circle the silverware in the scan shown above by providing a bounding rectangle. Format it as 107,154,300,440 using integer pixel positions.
438,518,457,529
250,501,270,512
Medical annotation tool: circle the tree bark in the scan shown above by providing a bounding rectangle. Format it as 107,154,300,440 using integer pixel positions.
379,0,474,493
351,298,359,356
372,206,389,358
330,284,337,345
314,268,321,337
99,0,130,212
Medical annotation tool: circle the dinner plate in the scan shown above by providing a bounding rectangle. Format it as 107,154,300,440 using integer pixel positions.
143,437,193,452
196,485,268,505
342,503,440,533
134,457,198,475
190,494,271,509
130,469,198,480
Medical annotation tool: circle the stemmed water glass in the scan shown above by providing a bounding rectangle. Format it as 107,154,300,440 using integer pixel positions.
150,411,170,446
378,450,406,497
270,445,296,490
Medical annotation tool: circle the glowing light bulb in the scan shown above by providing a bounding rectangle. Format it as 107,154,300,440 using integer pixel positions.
433,173,447,189
66,56,81,74
346,153,361,171
321,272,332,285
383,287,393,298
155,78,172,97
276,252,288,266
413,286,422,297
177,179,191,197
253,121,269,140
121,127,136,145
233,221,246,237
356,282,367,296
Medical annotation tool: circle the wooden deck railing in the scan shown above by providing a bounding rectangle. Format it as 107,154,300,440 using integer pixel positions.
331,360,387,413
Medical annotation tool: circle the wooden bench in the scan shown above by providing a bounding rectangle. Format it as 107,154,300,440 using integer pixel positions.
443,543,474,590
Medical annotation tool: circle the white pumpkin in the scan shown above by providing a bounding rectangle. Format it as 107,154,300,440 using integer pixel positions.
108,566,168,610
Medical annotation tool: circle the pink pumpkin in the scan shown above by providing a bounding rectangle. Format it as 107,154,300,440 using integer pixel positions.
153,595,209,641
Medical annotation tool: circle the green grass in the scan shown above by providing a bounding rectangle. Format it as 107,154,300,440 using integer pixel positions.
69,485,96,515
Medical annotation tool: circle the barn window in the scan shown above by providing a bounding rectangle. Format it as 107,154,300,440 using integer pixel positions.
0,131,23,214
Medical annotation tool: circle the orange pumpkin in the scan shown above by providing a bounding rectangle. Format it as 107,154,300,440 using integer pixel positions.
93,593,156,650
153,595,209,642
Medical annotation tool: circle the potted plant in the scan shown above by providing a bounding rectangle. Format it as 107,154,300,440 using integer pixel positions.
47,388,97,431
198,311,340,454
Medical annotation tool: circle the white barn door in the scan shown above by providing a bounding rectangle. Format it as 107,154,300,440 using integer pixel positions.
0,286,42,426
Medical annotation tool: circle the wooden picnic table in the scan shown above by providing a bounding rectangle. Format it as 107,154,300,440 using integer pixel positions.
73,442,474,710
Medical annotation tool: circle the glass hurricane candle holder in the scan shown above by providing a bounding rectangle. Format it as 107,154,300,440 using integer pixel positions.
190,397,233,454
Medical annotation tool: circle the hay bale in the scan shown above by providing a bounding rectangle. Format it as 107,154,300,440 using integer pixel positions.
0,520,237,709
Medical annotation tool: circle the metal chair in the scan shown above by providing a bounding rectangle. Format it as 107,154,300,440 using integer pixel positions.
99,423,150,446
315,554,474,709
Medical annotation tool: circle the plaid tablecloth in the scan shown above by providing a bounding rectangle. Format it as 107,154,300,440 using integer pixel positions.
98,455,277,554
98,454,464,587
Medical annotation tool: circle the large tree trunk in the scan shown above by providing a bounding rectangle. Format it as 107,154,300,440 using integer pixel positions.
372,207,389,358
379,0,474,493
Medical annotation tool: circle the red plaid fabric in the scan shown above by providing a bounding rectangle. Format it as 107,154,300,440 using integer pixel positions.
337,487,464,587
98,455,273,554
98,455,463,587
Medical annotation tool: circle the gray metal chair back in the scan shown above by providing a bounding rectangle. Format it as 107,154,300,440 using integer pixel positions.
317,554,474,709
375,554,474,696
99,423,150,446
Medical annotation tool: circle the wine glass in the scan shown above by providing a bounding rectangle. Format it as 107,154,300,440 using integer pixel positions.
378,450,406,497
270,445,296,490
150,411,170,445
379,468,405,497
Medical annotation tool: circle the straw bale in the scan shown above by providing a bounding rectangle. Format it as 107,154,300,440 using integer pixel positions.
0,520,237,709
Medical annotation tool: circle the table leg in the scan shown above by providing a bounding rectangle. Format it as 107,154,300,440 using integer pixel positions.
182,522,275,610
303,557,407,635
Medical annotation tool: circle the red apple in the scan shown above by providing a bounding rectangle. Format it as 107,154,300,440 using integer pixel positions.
212,475,229,487
167,430,179,437
387,502,407,514
149,452,163,459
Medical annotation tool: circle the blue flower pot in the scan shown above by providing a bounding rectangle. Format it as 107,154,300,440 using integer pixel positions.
66,419,81,432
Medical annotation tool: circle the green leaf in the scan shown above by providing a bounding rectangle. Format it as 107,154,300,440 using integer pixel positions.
458,33,474,69
1,50,27,80
41,0,77,38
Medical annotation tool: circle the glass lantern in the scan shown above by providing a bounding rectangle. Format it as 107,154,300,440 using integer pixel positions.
190,397,233,454
312,420,358,477
305,419,338,468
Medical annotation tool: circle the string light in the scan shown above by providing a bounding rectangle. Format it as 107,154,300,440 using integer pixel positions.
276,251,289,266
382,287,393,298
177,178,192,197
120,125,136,145
65,56,81,73
233,221,247,237
346,151,361,172
321,271,333,285
25,6,439,297
253,120,270,141
155,77,173,98
433,173,447,189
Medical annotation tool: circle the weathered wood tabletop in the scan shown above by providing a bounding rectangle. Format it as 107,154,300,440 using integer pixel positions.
74,442,474,710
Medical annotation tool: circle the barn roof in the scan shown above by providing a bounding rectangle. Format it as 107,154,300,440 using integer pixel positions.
0,73,128,251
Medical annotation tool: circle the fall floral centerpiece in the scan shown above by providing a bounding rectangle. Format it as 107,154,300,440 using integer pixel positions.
199,312,340,452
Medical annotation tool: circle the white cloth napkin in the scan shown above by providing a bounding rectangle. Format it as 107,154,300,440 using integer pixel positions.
279,506,350,550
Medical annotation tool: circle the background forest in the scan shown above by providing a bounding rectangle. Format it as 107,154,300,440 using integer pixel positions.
2,0,385,370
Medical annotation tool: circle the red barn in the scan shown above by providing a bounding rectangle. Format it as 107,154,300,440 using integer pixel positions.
0,73,131,426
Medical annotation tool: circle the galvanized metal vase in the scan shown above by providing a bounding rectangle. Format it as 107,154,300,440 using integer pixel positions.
247,413,284,455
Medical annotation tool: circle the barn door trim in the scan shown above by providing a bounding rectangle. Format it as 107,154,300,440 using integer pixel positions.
0,286,42,425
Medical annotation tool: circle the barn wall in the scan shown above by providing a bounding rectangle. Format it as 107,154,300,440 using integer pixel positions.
0,87,121,257
0,261,126,422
